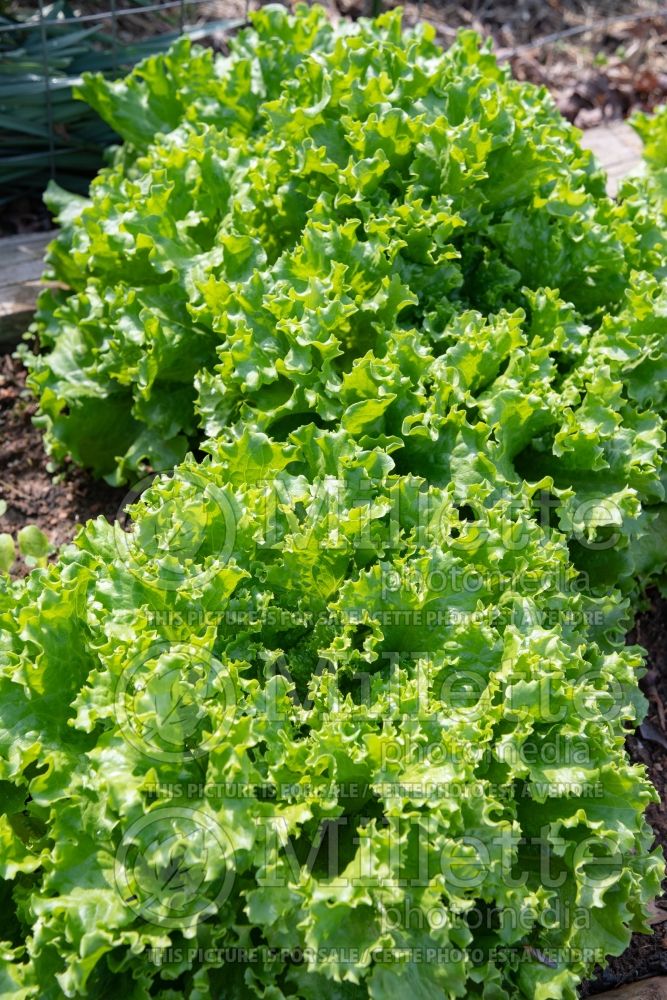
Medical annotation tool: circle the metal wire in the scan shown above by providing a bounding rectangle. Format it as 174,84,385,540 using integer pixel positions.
37,0,55,181
0,0,219,33
497,7,667,59
0,1,244,192
110,0,118,72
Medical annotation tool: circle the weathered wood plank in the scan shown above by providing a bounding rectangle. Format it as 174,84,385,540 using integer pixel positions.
580,120,644,196
595,977,667,1000
0,230,54,347
0,230,52,293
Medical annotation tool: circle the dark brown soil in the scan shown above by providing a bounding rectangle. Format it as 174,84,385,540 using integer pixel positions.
581,589,667,994
0,351,123,571
0,197,52,239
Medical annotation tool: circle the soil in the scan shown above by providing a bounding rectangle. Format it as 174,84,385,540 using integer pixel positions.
0,351,123,568
0,337,666,992
581,590,667,995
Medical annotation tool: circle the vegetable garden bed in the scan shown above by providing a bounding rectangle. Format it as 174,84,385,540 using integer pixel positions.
2,328,667,1000
3,7,667,999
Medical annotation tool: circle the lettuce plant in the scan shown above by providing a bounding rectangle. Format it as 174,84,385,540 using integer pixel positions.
5,9,667,999
22,6,667,505
632,103,667,185
0,427,662,999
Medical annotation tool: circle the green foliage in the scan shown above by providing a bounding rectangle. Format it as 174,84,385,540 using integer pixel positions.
16,525,51,568
0,428,662,999
0,1,243,198
632,103,667,175
627,103,667,220
0,524,51,574
0,533,14,573
22,4,667,502
4,9,667,999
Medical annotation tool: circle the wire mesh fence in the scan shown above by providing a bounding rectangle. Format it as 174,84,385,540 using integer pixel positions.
0,1,246,201
1,1,666,209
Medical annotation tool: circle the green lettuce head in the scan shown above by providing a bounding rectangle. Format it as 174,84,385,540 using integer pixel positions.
0,428,662,998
